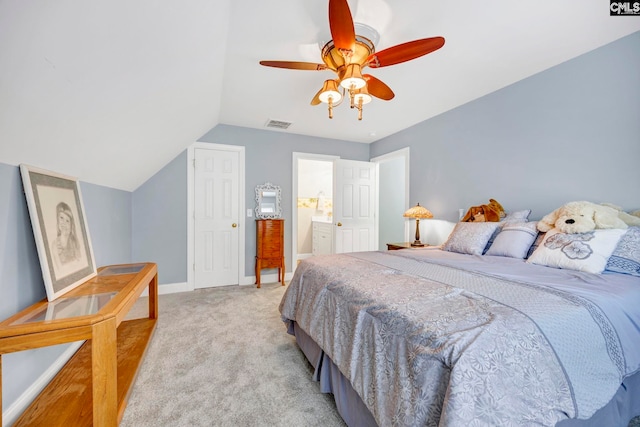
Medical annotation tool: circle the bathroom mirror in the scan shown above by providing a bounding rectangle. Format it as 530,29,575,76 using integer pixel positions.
255,182,282,219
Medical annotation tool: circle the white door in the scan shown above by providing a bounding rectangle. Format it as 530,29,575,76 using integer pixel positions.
194,148,240,288
333,159,378,253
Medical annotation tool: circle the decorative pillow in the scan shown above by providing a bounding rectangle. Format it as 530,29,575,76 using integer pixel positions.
527,228,626,274
503,209,531,224
526,232,546,259
605,226,640,276
442,222,501,255
485,222,539,259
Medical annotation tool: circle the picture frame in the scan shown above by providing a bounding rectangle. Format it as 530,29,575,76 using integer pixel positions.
20,164,97,301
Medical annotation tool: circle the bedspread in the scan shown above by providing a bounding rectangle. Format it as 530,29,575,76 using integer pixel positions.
279,250,640,427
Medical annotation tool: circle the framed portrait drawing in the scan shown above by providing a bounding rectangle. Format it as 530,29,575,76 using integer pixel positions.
20,165,97,301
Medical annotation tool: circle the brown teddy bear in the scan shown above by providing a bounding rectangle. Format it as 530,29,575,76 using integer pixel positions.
462,199,505,222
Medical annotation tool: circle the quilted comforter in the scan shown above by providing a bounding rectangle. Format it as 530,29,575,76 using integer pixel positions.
279,249,640,427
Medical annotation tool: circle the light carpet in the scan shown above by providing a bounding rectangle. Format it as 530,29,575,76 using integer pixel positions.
120,282,346,427
121,282,640,427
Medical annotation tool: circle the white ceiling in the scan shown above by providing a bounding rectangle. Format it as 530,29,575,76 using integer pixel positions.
1,1,638,191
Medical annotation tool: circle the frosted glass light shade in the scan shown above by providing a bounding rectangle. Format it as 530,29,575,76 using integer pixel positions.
340,64,366,90
353,87,372,105
319,80,342,104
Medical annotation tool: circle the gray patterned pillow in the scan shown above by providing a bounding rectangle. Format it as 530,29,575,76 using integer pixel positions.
484,210,532,252
503,209,531,223
485,222,539,259
605,226,640,277
442,222,501,255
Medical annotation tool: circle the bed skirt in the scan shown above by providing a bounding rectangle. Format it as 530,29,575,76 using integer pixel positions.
290,321,377,427
289,321,640,427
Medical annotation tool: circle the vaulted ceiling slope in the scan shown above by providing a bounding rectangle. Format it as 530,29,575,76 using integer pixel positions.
1,1,638,191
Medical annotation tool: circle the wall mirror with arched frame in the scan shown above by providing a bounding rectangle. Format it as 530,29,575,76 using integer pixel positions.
255,182,282,219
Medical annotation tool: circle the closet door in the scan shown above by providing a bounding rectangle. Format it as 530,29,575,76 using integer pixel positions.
194,147,240,288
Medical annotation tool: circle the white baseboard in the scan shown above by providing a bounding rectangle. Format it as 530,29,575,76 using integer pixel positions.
138,274,295,298
242,272,294,286
140,281,190,297
3,341,83,427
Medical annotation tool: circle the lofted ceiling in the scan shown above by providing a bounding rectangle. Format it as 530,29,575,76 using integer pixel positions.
1,0,638,191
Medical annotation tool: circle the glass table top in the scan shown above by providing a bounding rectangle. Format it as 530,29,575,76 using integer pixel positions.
11,291,117,325
98,263,146,276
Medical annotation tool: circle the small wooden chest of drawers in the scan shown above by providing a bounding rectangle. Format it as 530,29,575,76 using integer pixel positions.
255,219,285,288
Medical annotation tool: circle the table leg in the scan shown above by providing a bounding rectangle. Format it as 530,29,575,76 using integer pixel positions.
92,317,117,426
255,258,261,288
148,273,158,319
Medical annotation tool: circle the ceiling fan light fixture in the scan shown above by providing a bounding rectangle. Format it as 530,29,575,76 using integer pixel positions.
318,79,343,104
352,87,372,105
259,1,444,121
340,64,366,90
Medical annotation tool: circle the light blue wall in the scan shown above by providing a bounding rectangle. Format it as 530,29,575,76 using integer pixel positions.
81,181,132,265
0,162,132,413
371,31,640,222
199,125,370,276
135,125,369,279
132,151,187,284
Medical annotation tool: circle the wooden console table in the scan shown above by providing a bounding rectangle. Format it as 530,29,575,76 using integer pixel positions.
0,262,158,427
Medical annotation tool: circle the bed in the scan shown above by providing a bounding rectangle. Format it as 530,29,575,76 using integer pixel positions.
278,224,640,427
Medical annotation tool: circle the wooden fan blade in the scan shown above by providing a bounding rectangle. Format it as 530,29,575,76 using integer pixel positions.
328,0,355,53
310,88,323,106
366,37,445,68
364,74,394,100
259,61,327,71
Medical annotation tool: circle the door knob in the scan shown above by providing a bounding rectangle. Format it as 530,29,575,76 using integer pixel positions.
232,223,237,228
337,222,342,227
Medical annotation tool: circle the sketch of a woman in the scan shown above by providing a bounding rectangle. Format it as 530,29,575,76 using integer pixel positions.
51,202,81,267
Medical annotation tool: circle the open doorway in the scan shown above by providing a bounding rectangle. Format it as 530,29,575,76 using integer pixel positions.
292,153,338,266
372,148,410,250
292,153,380,270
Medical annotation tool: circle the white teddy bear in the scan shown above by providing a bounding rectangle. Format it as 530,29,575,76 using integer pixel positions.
600,203,640,227
537,201,628,234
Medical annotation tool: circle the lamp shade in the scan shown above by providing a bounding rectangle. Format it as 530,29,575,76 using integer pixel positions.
352,87,372,105
403,203,433,219
319,79,342,104
340,64,366,90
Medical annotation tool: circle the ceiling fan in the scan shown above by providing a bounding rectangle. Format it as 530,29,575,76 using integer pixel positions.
259,0,445,120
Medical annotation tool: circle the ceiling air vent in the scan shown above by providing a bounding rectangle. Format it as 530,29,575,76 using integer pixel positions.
265,119,292,130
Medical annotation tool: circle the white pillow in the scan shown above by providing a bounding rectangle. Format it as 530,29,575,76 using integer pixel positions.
442,222,501,255
605,226,640,276
503,209,531,223
485,222,538,259
527,228,626,274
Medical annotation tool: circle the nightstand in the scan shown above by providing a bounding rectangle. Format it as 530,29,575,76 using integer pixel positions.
386,242,426,250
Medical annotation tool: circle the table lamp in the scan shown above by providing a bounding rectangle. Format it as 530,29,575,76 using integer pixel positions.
403,203,433,247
